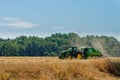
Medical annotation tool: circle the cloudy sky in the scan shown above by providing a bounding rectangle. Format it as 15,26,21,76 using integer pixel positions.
0,0,120,40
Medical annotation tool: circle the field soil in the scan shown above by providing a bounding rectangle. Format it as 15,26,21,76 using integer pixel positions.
0,57,120,80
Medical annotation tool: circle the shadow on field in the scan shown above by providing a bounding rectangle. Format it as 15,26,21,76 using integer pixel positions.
91,58,120,79
106,60,120,77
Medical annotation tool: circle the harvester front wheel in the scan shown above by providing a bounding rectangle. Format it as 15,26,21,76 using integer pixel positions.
77,53,82,59
67,55,72,59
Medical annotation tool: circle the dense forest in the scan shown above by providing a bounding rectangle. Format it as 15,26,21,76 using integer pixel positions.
0,33,120,56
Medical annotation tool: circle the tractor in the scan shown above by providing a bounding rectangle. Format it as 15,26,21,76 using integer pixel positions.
58,47,103,59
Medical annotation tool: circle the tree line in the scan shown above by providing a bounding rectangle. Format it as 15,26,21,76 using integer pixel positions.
0,33,120,56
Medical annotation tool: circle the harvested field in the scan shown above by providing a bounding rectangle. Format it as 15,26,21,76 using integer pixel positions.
0,57,119,80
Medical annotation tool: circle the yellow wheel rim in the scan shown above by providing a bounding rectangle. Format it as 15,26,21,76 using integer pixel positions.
77,54,82,59
68,55,72,59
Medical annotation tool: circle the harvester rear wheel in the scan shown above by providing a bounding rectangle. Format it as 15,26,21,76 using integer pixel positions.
77,53,82,59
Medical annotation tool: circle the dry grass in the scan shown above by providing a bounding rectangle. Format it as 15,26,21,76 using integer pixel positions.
0,57,119,80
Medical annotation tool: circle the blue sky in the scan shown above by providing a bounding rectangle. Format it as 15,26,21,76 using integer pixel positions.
0,0,120,40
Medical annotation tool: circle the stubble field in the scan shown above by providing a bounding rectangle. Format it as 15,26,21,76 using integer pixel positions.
0,57,120,80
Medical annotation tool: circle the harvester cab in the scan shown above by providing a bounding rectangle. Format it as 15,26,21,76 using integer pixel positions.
68,47,77,54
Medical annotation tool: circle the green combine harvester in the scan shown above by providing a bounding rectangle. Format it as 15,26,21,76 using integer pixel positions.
58,47,103,59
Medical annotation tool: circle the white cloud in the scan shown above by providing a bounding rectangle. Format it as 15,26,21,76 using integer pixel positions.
2,17,18,21
52,26,62,30
0,17,38,29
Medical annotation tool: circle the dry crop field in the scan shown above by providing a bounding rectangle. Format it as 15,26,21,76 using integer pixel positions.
0,57,119,80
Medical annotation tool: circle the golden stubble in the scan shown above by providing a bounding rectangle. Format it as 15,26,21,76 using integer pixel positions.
0,57,119,80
